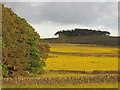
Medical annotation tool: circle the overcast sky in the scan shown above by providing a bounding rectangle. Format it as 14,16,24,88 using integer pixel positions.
3,2,118,38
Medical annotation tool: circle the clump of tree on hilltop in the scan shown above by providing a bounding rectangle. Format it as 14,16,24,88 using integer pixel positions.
55,28,110,37
2,4,50,77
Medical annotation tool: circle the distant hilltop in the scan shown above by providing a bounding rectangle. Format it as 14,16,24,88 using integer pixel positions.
43,28,118,46
54,28,110,38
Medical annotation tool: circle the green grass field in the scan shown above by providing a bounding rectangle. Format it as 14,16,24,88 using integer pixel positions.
29,71,111,78
43,36,119,46
3,82,118,88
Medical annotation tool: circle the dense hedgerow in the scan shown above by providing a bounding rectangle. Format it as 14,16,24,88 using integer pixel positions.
2,4,50,77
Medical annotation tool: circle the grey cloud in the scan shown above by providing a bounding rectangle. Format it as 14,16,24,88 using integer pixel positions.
3,2,118,32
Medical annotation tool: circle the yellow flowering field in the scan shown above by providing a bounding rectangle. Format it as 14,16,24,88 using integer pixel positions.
45,44,118,71
49,43,118,54
45,54,118,71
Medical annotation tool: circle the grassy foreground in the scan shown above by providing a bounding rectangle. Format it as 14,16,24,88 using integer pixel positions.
3,82,118,88
29,71,111,78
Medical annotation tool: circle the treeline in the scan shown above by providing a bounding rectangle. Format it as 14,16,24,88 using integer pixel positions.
55,28,110,37
2,4,50,77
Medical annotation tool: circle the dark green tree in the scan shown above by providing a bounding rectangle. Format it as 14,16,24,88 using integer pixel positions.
2,4,50,77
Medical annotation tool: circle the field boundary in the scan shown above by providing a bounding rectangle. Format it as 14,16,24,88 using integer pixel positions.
50,51,119,57
45,70,119,74
3,75,118,85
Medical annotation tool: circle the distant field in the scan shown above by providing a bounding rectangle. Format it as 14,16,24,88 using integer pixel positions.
49,43,118,54
43,36,119,46
45,44,118,71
